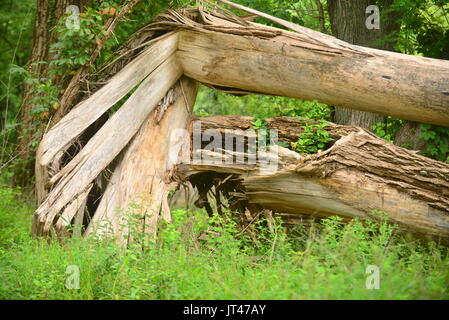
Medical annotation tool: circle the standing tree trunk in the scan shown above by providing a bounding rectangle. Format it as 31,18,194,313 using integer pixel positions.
15,0,53,186
328,0,400,131
14,0,90,186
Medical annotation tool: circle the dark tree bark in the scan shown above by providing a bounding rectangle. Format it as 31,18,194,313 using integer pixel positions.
394,122,428,150
15,0,53,186
14,0,91,186
327,0,400,131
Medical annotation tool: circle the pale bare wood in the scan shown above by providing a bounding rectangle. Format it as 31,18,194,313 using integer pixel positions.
39,32,179,169
33,55,183,236
55,184,92,238
32,5,449,242
177,29,449,126
33,30,180,233
86,77,197,243
35,32,179,204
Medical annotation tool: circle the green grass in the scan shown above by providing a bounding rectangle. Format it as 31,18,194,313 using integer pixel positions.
0,185,448,300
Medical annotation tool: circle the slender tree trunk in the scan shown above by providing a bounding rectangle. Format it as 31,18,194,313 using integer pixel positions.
15,0,52,186
14,0,89,187
327,0,400,131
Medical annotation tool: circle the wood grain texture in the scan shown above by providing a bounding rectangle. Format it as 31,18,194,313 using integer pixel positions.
37,32,178,171
178,29,449,126
32,5,449,242
35,32,179,204
33,55,183,236
86,77,197,244
177,116,449,245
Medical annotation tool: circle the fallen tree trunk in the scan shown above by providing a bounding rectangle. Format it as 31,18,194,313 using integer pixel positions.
177,116,449,245
176,32,449,127
32,3,449,242
149,5,449,126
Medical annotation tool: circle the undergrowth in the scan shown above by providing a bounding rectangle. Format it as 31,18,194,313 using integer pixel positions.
0,185,448,300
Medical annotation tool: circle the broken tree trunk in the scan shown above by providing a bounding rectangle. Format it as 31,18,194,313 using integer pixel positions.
32,4,449,242
177,116,449,245
33,35,183,237
85,77,197,244
153,7,449,126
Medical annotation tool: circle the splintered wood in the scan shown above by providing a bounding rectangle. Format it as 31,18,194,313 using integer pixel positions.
32,2,449,245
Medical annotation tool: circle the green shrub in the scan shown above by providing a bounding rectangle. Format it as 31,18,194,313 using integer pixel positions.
291,121,334,155
0,186,448,300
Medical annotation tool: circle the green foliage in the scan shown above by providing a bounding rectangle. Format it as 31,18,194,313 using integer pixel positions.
0,0,188,176
195,85,332,120
12,63,60,121
390,0,449,58
0,0,36,165
50,8,105,74
419,124,449,163
0,186,31,248
2,0,449,179
372,118,404,144
373,123,394,144
50,1,183,71
228,0,330,32
251,118,267,131
0,185,448,299
1,1,449,299
191,1,332,122
291,121,334,155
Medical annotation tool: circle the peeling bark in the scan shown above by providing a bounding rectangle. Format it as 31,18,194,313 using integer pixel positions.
177,116,449,245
